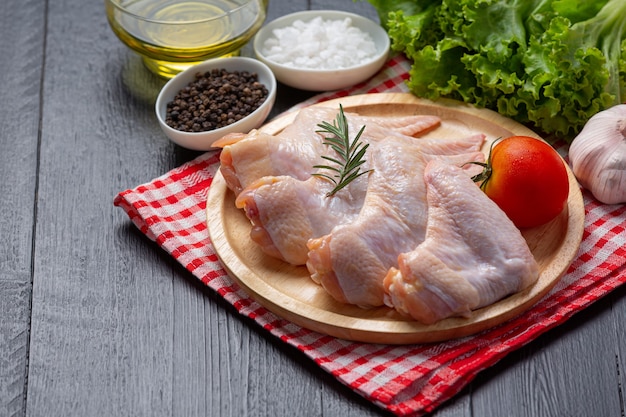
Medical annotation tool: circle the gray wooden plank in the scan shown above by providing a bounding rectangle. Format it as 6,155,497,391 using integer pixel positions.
471,296,625,417
313,0,380,20
0,281,31,417
26,0,178,414
610,284,626,416
0,0,43,278
0,0,45,416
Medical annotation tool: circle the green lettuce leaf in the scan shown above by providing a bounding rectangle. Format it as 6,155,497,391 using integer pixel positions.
367,0,626,141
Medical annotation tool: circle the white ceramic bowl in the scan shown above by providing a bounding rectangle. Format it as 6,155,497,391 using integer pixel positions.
253,10,390,91
155,57,276,151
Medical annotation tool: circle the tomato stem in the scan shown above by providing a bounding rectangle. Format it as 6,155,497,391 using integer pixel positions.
463,137,501,190
468,162,492,189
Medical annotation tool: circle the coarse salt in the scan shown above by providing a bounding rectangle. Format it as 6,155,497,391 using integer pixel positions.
261,16,379,70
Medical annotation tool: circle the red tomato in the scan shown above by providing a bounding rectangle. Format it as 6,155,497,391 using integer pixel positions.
479,136,570,229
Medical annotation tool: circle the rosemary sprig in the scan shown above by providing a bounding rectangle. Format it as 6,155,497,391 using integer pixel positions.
312,104,372,197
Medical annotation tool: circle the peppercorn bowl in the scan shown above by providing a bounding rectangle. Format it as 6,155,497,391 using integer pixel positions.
253,10,390,91
155,57,277,151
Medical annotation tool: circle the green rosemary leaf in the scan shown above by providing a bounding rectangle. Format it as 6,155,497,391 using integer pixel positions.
312,104,373,197
313,173,338,183
346,146,368,170
318,155,343,166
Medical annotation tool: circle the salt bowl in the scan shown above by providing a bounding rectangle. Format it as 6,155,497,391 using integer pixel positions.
253,10,390,91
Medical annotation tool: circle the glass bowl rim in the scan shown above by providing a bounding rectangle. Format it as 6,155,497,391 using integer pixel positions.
106,0,260,25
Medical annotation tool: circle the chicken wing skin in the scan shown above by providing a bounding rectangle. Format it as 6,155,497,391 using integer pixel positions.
306,134,486,307
216,107,441,195
383,160,539,324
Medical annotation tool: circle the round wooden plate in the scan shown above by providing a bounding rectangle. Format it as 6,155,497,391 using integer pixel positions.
206,93,585,344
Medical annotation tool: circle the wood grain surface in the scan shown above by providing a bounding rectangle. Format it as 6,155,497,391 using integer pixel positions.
207,93,585,343
1,0,624,416
0,1,45,416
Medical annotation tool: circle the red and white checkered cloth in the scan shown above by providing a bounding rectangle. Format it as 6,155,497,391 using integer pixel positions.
114,54,626,417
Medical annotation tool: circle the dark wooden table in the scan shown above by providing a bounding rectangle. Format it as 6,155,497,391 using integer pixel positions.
2,0,625,416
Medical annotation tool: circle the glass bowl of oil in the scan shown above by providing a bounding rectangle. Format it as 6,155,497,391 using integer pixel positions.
105,0,268,79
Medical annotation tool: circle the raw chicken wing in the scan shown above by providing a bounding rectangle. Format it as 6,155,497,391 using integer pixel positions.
306,134,486,307
383,160,540,324
235,173,367,265
216,106,441,195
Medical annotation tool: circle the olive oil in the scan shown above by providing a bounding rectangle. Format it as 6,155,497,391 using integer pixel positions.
106,0,266,78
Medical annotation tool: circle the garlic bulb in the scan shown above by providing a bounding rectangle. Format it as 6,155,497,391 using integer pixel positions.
569,104,626,204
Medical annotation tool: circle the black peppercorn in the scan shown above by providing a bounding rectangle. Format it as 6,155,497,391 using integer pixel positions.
164,68,269,133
